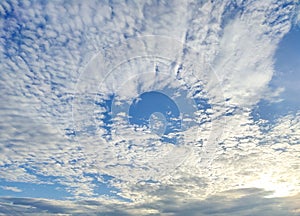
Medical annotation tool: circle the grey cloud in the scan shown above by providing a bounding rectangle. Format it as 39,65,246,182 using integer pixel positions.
135,188,300,216
0,189,299,215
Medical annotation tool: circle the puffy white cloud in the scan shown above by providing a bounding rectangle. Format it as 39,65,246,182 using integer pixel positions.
0,0,299,215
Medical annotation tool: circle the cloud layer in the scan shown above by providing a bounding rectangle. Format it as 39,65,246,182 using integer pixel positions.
0,0,299,215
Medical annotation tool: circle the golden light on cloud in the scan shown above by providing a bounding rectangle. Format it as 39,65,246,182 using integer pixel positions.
249,174,298,198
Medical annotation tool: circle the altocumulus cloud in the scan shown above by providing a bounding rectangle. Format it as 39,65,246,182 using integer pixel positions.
0,0,299,215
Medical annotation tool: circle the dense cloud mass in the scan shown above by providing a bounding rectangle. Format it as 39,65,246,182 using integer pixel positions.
0,190,299,215
0,0,299,215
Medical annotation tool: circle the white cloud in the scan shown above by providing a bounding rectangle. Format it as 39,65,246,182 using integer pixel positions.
212,1,294,107
0,186,22,193
0,1,299,214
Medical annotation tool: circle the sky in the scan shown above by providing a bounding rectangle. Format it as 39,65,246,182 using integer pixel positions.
0,0,299,215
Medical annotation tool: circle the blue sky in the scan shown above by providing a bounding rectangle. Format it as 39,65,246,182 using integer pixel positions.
0,0,299,215
252,25,300,123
